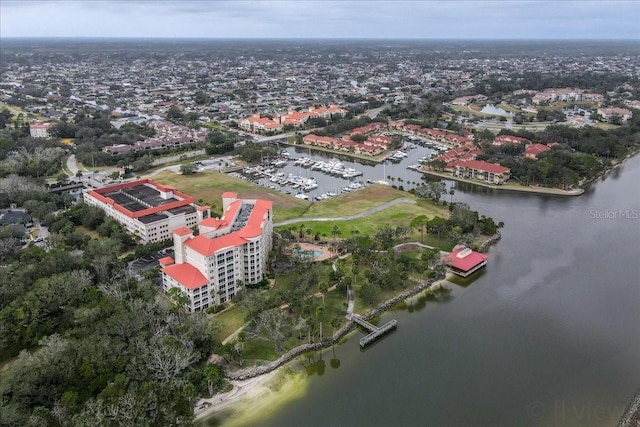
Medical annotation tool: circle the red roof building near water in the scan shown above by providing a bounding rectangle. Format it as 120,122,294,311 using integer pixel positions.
443,246,489,277
451,160,511,184
161,193,273,312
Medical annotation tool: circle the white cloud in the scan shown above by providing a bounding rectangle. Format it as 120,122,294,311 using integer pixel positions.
1,0,638,39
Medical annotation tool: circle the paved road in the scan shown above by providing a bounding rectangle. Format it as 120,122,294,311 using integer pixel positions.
274,198,416,227
143,164,181,177
65,154,82,176
151,150,205,166
366,106,385,119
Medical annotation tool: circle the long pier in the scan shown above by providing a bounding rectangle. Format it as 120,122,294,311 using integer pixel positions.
352,315,398,348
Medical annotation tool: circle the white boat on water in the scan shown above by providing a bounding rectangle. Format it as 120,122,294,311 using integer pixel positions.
304,183,318,191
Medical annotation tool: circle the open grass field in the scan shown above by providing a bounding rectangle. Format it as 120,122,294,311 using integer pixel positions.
301,184,410,218
496,102,520,113
594,122,620,131
286,200,450,239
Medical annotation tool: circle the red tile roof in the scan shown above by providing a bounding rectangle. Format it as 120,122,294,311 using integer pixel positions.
494,135,531,146
86,179,195,219
30,123,53,129
453,160,510,174
185,233,246,256
525,144,551,158
200,217,227,228
162,263,209,289
173,226,193,237
186,198,272,256
158,256,174,266
444,247,489,272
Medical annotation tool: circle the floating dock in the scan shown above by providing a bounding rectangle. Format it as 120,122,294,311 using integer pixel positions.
352,315,398,348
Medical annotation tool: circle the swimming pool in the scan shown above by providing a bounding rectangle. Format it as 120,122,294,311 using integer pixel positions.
291,248,324,258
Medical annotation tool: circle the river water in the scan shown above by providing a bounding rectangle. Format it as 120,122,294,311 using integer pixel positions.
221,150,640,427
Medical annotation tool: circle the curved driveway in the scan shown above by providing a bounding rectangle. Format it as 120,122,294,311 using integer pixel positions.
274,198,416,227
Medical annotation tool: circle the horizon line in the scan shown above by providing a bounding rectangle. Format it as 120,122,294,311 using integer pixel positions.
1,36,637,41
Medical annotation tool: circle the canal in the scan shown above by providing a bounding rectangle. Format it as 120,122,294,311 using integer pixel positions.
215,150,640,427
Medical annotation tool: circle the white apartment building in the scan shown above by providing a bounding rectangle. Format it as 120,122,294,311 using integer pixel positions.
83,179,209,243
161,192,273,312
29,122,53,138
597,107,633,123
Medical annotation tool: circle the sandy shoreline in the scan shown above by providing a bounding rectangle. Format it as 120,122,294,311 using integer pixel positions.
193,368,281,422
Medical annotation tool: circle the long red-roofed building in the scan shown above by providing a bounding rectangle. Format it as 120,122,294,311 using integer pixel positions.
84,179,210,243
451,160,511,184
161,192,273,311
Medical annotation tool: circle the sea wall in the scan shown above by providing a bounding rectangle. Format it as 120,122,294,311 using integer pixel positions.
618,390,640,427
224,278,442,381
478,231,501,252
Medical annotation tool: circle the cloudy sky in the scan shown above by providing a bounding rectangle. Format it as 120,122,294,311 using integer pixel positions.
1,0,638,39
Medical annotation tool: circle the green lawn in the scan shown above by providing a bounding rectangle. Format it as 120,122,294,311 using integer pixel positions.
496,102,520,113
212,304,248,342
286,202,449,239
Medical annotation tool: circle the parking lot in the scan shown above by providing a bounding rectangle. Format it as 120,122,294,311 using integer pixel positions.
195,156,237,171
128,248,173,281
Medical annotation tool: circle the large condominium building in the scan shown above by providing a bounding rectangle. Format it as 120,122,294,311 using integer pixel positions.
160,192,273,312
83,179,209,243
29,122,53,138
451,160,511,185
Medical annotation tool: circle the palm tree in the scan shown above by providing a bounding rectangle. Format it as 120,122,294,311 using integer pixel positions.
410,215,428,243
331,225,342,242
316,306,326,341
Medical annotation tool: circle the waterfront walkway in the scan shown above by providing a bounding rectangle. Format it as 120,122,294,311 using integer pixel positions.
352,314,398,348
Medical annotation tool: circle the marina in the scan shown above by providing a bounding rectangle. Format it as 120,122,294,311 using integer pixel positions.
231,141,441,201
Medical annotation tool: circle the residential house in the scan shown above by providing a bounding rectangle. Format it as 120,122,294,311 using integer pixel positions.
525,144,552,160
597,107,632,123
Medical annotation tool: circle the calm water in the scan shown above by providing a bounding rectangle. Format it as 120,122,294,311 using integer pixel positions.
481,104,514,116
246,141,436,200
228,153,640,427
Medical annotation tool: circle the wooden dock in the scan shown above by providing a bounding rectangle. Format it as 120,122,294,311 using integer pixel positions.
352,315,398,348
